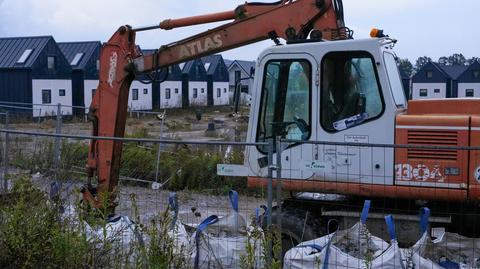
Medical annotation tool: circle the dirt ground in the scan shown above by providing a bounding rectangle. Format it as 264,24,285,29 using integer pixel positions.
10,106,250,142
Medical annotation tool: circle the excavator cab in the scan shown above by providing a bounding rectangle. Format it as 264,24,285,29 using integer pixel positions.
245,37,407,186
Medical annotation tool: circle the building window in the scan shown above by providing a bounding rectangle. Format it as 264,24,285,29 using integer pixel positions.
321,51,383,132
168,66,173,74
47,56,55,69
434,88,440,93
419,89,428,97
17,49,33,64
201,88,205,93
132,88,138,100
224,88,227,93
235,70,241,83
193,88,198,98
71,53,84,66
257,59,311,152
426,71,433,79
165,88,171,99
59,89,66,96
174,88,179,94
217,88,221,97
92,89,96,98
42,89,51,104
143,88,148,94
466,89,474,97
474,71,480,79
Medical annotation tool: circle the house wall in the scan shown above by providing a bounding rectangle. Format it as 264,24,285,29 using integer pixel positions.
83,79,98,113
213,82,229,106
188,81,208,107
128,81,152,111
458,83,480,98
228,64,254,94
160,81,182,109
0,70,32,114
32,79,72,117
411,82,446,99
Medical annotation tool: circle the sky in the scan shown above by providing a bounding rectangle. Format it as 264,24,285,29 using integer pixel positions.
0,0,478,62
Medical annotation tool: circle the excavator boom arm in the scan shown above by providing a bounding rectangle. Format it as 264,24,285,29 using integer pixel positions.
82,0,346,211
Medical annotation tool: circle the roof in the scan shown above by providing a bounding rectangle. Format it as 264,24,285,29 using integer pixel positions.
229,60,256,75
0,36,51,69
201,54,223,75
436,64,469,80
223,59,233,68
182,60,200,74
58,41,101,70
141,49,157,56
457,60,480,83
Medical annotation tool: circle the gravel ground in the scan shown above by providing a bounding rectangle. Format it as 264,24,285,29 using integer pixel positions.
29,175,266,226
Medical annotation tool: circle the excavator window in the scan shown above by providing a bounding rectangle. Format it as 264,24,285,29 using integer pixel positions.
321,51,383,132
256,59,311,153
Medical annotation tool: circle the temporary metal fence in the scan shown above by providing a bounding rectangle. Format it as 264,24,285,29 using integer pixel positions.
0,101,166,123
1,119,480,268
0,125,281,268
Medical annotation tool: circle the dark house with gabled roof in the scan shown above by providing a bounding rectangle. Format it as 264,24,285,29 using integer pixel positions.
201,55,229,106
181,59,208,108
411,62,468,99
58,41,101,115
0,36,72,117
457,61,480,98
398,67,411,100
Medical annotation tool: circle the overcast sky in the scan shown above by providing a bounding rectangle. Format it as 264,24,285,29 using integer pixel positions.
0,0,478,62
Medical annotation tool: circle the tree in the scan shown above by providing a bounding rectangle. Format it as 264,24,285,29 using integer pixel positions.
438,56,449,65
397,58,413,77
447,53,466,66
467,57,480,65
414,56,432,72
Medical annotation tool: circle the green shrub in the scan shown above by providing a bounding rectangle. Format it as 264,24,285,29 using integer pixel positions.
0,177,94,268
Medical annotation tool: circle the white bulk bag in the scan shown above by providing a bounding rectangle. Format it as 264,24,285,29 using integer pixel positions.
167,192,194,257
284,200,404,269
403,207,480,269
191,190,264,269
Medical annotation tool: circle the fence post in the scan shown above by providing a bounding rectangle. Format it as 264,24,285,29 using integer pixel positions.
2,111,9,194
275,137,283,259
53,103,62,180
154,111,166,186
266,138,275,267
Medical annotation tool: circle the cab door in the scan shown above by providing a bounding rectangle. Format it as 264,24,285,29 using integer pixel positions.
246,53,318,180
314,50,396,185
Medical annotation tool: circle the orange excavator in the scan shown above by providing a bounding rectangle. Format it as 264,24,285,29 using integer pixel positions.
83,0,480,249
82,0,348,210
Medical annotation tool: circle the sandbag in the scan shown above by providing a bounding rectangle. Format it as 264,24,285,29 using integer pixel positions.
284,200,404,269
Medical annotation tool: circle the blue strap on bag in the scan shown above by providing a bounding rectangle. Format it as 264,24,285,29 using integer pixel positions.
194,215,219,269
385,215,397,241
419,207,430,235
168,192,179,229
361,200,371,225
229,190,239,212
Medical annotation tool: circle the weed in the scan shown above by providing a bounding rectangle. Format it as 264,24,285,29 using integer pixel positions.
0,177,94,268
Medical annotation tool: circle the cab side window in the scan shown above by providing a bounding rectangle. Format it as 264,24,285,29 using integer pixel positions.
321,51,383,132
256,60,311,153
